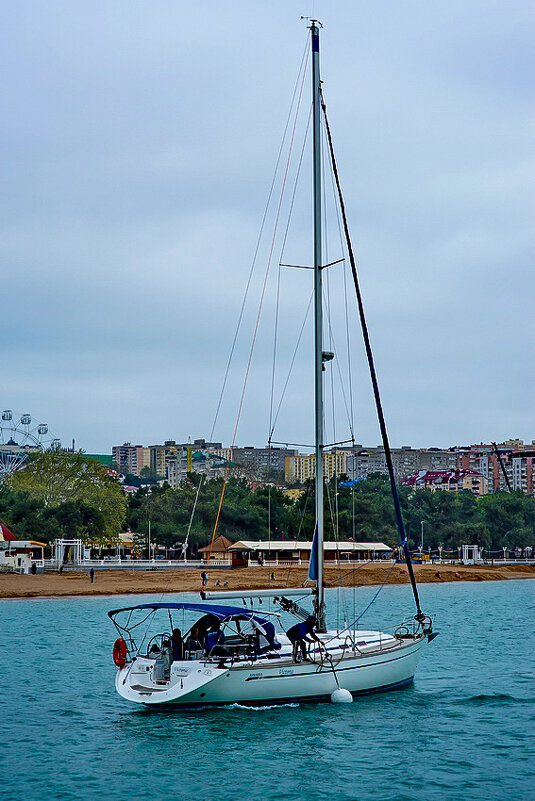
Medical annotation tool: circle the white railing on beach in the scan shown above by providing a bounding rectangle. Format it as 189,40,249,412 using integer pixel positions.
42,556,535,571
43,558,232,570
247,558,392,567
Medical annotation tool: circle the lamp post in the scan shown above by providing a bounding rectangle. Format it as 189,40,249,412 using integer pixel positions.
420,520,424,554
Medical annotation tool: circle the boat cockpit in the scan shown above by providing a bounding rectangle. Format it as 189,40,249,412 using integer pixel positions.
109,602,283,672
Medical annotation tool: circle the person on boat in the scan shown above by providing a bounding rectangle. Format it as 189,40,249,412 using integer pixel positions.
160,636,172,676
171,628,184,660
287,615,321,662
185,626,204,654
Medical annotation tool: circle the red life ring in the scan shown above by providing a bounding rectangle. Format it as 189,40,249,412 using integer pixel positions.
113,637,128,667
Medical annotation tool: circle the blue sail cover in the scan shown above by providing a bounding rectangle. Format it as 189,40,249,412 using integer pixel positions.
308,523,319,581
108,601,268,627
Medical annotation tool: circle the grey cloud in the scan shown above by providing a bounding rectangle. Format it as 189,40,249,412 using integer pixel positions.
1,0,533,453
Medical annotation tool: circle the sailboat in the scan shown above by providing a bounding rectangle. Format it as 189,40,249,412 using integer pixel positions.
109,22,436,707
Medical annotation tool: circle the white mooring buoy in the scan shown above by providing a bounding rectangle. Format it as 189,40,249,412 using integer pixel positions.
331,688,353,704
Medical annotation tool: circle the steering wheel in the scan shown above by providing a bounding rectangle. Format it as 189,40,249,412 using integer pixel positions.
146,632,172,655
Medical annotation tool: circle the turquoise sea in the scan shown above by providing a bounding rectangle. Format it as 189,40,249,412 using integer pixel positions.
2,580,534,801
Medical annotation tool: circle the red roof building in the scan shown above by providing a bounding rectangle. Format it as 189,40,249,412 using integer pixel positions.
401,468,487,496
0,523,16,541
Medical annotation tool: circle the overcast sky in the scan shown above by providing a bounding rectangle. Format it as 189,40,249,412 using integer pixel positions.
2,0,533,454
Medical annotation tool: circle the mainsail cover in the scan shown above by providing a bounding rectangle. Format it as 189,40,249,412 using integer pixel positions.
308,523,319,581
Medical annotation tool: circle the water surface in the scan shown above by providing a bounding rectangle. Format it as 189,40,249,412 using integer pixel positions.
2,580,533,801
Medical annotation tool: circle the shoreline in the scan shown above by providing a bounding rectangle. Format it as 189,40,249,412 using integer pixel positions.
1,563,534,599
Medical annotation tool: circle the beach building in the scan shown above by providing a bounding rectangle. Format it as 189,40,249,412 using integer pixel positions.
228,540,392,567
197,535,233,564
0,523,46,573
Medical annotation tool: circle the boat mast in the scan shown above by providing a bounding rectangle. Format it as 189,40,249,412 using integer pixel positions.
311,20,326,631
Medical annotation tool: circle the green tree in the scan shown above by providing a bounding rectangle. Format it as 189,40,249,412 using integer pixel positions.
8,451,127,541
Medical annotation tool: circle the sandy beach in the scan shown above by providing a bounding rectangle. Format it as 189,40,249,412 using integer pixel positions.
1,562,533,598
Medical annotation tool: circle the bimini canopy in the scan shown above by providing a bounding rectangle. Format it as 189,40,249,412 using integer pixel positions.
107,601,269,627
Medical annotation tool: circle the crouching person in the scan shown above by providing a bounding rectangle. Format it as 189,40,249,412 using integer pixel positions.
287,615,321,663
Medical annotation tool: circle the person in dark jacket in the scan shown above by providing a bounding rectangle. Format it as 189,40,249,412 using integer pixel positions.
185,626,204,654
171,628,184,660
286,615,321,662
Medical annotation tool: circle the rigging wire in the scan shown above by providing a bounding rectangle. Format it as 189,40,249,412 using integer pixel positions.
269,104,313,444
208,38,311,552
266,105,312,558
349,560,398,627
269,289,314,439
321,114,341,553
269,108,312,446
210,37,310,445
282,483,311,589
325,557,372,587
133,45,316,619
182,40,312,564
324,556,399,645
324,117,357,624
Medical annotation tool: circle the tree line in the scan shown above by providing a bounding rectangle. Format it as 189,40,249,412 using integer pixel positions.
0,452,533,553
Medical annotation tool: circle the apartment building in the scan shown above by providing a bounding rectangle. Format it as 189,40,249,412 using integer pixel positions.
456,440,535,495
112,443,150,476
166,450,231,488
230,446,298,479
285,451,347,484
149,440,185,477
112,436,535,495
401,468,488,496
346,446,457,482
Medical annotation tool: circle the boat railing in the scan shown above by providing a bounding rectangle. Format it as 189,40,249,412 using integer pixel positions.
395,616,426,638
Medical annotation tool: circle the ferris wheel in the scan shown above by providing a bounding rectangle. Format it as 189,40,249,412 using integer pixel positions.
0,410,60,480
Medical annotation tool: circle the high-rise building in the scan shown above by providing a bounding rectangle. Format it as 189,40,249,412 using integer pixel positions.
230,446,298,480
112,443,150,476
457,440,535,495
285,451,347,484
149,441,182,478
346,446,457,482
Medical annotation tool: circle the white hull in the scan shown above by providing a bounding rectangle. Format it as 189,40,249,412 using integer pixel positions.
115,630,426,707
